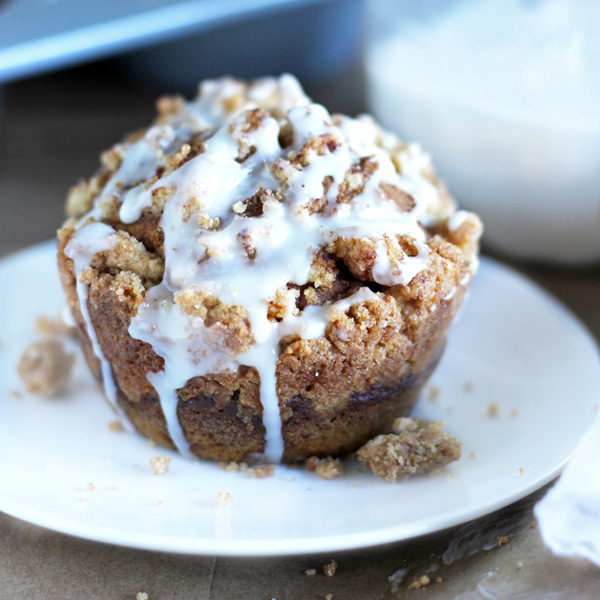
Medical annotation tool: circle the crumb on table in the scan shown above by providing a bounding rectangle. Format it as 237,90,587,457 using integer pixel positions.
324,559,338,577
136,593,149,600
149,456,171,475
357,418,461,483
305,456,343,479
17,337,75,396
408,574,430,590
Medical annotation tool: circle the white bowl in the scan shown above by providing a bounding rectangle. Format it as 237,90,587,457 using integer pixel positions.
365,0,600,266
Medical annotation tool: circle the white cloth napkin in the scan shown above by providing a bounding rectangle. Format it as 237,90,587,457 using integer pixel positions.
536,418,600,566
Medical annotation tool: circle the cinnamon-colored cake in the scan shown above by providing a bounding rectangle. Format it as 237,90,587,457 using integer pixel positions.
57,75,482,463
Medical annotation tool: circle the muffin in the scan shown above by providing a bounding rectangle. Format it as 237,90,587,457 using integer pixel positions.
57,74,482,463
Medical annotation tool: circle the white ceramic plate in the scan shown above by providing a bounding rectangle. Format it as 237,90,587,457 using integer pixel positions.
1,242,599,556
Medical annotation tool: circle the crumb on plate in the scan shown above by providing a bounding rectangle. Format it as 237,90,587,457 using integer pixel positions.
357,418,461,482
149,455,171,475
18,337,75,397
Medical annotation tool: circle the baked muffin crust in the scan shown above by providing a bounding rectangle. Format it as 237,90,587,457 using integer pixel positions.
57,74,482,463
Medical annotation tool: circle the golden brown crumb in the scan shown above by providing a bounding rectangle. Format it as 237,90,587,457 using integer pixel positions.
487,402,500,417
519,468,524,475
305,456,343,479
149,456,171,475
497,536,509,547
510,408,519,417
427,385,441,402
243,464,275,479
324,559,338,577
216,491,232,508
435,577,443,584
219,461,241,473
357,419,461,482
305,569,317,576
84,483,96,492
408,575,430,590
108,420,125,433
469,450,476,459
35,314,76,338
18,337,75,397
136,593,149,600
325,595,333,600
531,520,538,528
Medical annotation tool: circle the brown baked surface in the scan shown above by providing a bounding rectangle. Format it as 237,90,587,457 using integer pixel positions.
56,77,482,463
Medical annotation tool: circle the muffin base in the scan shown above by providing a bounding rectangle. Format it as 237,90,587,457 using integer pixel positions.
111,343,443,463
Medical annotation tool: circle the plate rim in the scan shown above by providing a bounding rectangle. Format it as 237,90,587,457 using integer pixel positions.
1,241,599,556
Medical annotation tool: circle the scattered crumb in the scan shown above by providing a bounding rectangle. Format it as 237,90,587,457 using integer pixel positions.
408,574,430,590
108,420,125,433
355,467,365,474
219,461,241,473
463,381,474,392
325,594,333,600
497,536,508,547
18,337,75,396
136,593,149,600
79,498,91,503
531,520,537,528
510,408,519,417
487,402,500,417
519,468,524,475
109,485,117,491
305,569,317,576
155,500,163,507
435,577,443,584
245,464,275,479
517,561,524,569
84,483,96,492
427,384,440,402
220,461,273,478
290,476,296,482
324,559,338,577
149,456,171,475
35,314,75,338
357,418,461,482
10,389,21,399
216,491,233,508
469,450,476,459
305,456,343,479
148,440,157,448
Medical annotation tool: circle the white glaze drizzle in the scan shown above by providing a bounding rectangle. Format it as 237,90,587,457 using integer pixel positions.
69,75,469,462
64,222,130,425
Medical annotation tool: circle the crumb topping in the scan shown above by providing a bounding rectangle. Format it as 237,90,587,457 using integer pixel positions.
59,74,481,464
357,418,461,482
18,337,75,397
